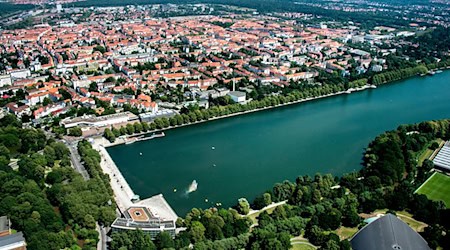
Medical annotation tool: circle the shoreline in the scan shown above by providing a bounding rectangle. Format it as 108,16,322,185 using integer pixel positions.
104,84,376,148
92,137,136,213
105,67,450,147
92,70,449,216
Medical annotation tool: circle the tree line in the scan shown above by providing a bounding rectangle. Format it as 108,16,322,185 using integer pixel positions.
0,114,116,249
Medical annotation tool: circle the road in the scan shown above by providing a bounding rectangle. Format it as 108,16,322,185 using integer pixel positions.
96,223,107,250
68,141,90,180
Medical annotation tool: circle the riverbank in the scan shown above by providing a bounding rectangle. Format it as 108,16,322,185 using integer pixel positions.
104,84,377,147
104,69,449,147
106,69,450,215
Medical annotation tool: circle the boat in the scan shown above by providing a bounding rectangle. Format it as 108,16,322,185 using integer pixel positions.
428,71,436,76
136,132,165,142
369,85,377,89
436,70,443,74
125,139,136,145
211,146,215,150
188,180,198,193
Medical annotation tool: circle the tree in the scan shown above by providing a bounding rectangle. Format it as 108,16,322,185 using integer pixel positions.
83,214,96,229
89,82,99,92
133,122,143,134
155,231,174,249
68,127,82,137
126,124,135,135
238,198,250,215
93,45,106,54
42,97,53,106
189,221,206,243
110,230,156,250
44,146,56,167
103,128,116,143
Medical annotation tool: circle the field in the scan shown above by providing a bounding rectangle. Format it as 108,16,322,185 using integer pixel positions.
416,172,450,207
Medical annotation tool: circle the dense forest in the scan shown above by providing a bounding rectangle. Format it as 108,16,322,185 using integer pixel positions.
401,27,450,63
68,0,416,29
109,118,450,249
0,114,116,249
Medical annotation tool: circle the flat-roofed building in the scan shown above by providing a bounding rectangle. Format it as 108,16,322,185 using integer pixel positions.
433,141,450,172
61,112,138,128
228,91,246,103
111,194,178,239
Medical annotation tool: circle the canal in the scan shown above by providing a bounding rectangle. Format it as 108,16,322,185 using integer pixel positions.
107,70,450,216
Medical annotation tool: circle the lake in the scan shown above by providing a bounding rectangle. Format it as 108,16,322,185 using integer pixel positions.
107,70,450,216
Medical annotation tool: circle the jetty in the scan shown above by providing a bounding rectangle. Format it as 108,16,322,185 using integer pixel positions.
124,132,166,145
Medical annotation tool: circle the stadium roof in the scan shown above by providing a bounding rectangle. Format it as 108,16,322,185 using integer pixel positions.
350,214,430,250
433,141,450,172
0,232,26,249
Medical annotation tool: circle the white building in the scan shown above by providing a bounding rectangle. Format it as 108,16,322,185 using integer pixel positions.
61,112,137,128
9,69,31,79
0,75,12,88
228,91,246,103
372,65,383,72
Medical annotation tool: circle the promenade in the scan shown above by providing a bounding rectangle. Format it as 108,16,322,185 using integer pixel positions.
92,137,135,213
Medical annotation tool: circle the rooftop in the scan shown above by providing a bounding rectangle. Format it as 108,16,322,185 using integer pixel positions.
433,141,450,172
350,214,430,250
0,232,26,249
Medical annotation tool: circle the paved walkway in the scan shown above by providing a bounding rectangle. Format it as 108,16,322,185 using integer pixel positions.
92,138,134,214
246,200,287,217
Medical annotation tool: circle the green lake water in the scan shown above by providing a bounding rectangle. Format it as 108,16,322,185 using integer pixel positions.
107,70,450,216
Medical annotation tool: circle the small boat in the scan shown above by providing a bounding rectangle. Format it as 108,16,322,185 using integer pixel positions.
436,70,443,74
205,198,208,202
173,188,177,192
211,146,215,150
139,152,143,156
213,164,216,167
125,139,135,145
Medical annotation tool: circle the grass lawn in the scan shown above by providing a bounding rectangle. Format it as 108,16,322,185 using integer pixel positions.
395,211,427,232
416,172,450,208
364,210,427,232
290,238,316,250
417,139,443,165
247,206,280,225
291,243,316,250
335,226,358,240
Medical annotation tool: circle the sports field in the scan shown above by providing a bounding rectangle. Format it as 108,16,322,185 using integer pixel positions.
416,172,450,208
